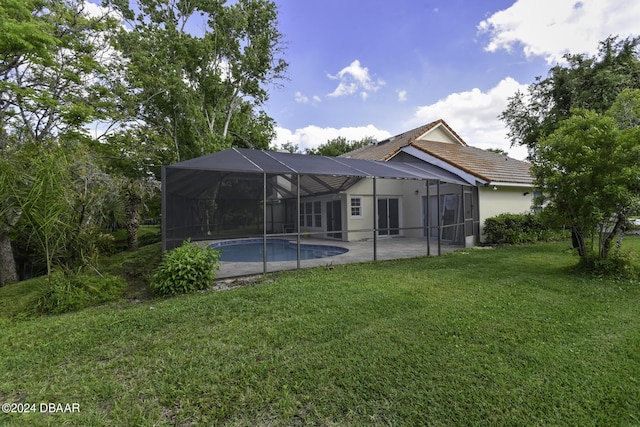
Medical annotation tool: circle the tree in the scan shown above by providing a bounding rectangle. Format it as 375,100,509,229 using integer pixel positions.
1,0,119,142
0,0,59,285
278,141,299,153
306,136,373,156
501,36,640,156
13,143,121,276
0,0,120,283
533,92,640,265
95,127,163,250
106,0,287,161
0,151,23,285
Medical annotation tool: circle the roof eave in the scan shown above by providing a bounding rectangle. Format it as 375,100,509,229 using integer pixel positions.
395,146,480,186
483,181,535,188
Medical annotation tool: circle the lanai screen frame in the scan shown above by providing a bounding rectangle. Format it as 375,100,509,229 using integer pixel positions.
162,148,476,277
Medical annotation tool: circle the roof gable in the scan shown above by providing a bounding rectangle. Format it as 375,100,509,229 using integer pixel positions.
415,121,467,145
344,119,464,161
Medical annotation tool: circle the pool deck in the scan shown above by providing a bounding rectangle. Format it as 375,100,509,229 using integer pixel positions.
207,237,464,280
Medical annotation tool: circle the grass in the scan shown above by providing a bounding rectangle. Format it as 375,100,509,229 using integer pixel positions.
0,238,639,425
107,225,161,253
0,230,162,319
98,242,162,301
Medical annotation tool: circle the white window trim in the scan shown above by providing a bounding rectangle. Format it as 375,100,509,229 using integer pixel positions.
350,196,363,218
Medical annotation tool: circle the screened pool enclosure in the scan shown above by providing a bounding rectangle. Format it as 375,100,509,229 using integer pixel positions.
162,148,480,278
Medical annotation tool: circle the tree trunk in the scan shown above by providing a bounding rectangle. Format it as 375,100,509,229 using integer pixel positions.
125,192,142,251
0,232,18,286
599,216,624,260
571,227,586,258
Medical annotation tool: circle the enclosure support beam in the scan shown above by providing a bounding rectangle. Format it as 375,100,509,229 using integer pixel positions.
263,172,267,275
437,181,442,256
461,183,466,248
161,166,167,252
426,179,430,256
373,177,377,261
296,175,301,269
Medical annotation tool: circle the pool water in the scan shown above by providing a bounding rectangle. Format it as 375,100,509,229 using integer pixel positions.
210,239,349,262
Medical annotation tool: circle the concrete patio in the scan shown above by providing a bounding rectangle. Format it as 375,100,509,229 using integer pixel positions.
208,237,465,279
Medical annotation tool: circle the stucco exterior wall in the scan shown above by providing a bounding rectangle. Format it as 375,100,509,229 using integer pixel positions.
297,179,532,244
477,185,535,240
344,178,426,241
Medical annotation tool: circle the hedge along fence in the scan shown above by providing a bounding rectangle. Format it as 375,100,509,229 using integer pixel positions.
483,213,568,245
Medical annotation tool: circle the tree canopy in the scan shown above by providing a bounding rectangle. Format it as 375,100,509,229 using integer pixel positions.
532,90,640,267
0,0,288,284
501,36,640,156
499,36,640,272
305,136,373,156
106,0,287,161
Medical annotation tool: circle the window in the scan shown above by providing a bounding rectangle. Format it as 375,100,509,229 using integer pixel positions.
314,201,322,227
300,201,322,227
299,202,306,226
350,197,362,217
305,202,312,226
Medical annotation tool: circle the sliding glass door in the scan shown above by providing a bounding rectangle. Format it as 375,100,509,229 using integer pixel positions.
377,197,400,236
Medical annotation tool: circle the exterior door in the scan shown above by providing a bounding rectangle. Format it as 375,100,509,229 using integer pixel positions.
326,200,342,239
441,194,459,241
377,198,399,236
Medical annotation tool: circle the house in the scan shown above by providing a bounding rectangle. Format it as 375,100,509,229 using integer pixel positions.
162,146,472,251
342,120,535,240
162,120,534,260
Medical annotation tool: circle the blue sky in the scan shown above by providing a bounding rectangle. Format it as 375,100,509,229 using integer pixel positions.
264,0,640,159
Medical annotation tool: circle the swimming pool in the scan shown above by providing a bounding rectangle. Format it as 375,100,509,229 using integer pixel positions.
209,239,349,262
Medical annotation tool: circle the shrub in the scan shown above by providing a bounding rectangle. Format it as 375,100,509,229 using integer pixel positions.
577,250,639,279
150,240,221,296
483,212,566,245
27,272,127,315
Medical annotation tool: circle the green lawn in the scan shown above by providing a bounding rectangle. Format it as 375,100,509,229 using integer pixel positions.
1,239,639,426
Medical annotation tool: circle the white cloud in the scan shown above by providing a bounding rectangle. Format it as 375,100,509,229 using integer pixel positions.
295,91,309,103
273,124,393,153
397,90,408,102
295,91,321,105
327,60,385,99
478,0,640,63
83,0,114,18
406,77,529,160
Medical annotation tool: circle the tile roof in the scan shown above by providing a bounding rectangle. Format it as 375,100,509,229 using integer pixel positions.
411,140,533,184
344,120,533,185
345,119,464,161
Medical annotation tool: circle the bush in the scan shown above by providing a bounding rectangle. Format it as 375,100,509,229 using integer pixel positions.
577,250,639,279
483,212,566,245
150,240,221,296
27,272,127,315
